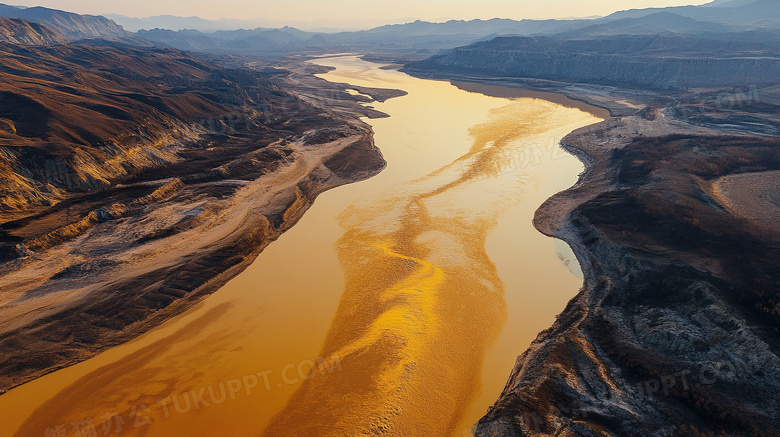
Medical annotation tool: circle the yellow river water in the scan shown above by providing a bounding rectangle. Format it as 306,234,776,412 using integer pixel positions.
0,55,601,437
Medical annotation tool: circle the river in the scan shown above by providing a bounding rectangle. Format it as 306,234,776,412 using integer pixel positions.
0,55,602,437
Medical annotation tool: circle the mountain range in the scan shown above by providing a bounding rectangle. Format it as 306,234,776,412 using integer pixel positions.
1,1,778,56
405,31,780,89
130,0,780,55
105,14,402,33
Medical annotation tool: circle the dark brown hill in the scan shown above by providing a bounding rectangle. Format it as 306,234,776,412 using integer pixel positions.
0,42,248,211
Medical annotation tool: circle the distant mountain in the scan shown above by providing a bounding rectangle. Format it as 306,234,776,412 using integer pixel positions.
12,0,769,56
406,34,780,89
554,12,732,39
705,0,759,6
103,14,150,32
605,0,780,28
136,29,225,51
106,14,232,33
0,17,65,44
362,18,591,37
0,3,130,40
107,14,411,33
209,26,313,42
136,18,600,54
136,27,316,52
130,0,780,56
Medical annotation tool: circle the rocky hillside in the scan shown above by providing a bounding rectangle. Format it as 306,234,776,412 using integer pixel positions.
0,3,130,40
135,18,593,54
405,34,780,90
477,113,780,437
0,36,398,392
0,17,65,45
0,42,239,213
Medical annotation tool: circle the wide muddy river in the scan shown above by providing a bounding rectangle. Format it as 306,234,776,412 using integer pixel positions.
1,56,602,436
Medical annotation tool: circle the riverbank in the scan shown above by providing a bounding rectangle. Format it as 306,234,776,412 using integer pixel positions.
399,71,780,436
400,69,649,118
0,67,400,394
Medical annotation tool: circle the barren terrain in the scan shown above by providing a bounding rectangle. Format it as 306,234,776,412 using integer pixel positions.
0,45,403,393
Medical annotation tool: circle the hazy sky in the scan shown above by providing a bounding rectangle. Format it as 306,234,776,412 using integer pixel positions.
11,0,712,23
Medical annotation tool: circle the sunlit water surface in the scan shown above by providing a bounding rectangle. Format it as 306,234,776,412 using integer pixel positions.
1,56,601,437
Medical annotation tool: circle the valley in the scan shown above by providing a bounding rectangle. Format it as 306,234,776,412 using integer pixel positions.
1,1,779,436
